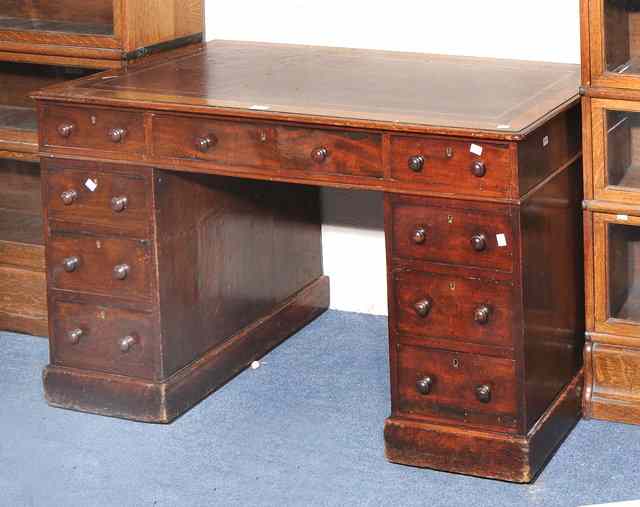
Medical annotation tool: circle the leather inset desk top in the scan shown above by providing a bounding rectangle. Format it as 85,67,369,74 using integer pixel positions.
35,40,580,140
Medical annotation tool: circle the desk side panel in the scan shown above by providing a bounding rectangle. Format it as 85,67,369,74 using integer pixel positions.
154,172,323,379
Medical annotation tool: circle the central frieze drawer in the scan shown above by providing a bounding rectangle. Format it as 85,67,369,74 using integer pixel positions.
390,198,515,272
390,135,513,198
152,115,383,179
46,164,151,236
48,232,153,301
393,269,514,349
396,343,518,429
41,105,146,154
51,299,155,380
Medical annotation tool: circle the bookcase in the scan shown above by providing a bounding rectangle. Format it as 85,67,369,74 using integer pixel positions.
0,0,203,336
582,0,640,425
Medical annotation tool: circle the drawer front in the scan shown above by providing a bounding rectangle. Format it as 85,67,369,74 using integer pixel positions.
394,270,514,348
46,166,151,236
48,233,153,301
396,344,518,429
391,200,515,272
51,300,155,379
390,135,513,197
152,115,383,179
42,105,145,154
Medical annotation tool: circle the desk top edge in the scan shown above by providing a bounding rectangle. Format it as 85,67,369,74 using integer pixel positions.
32,40,581,141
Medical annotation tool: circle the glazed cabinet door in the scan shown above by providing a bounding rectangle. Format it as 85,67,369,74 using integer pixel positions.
591,98,640,203
587,0,640,89
594,212,640,336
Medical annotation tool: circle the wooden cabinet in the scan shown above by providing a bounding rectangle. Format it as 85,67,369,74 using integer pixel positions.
35,42,583,482
582,0,640,425
0,0,203,69
0,1,203,337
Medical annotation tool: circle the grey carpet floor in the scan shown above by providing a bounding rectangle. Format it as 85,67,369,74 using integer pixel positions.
0,310,639,507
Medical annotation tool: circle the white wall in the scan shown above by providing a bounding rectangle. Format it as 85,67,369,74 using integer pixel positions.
205,1,581,315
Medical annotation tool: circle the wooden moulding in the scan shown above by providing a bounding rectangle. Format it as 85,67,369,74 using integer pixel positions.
43,276,330,423
584,341,640,425
384,370,583,483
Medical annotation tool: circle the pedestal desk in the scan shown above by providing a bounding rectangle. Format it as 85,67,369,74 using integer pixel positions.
34,42,583,483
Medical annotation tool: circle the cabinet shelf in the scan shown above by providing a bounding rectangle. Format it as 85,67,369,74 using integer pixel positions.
0,16,112,37
0,208,43,247
0,105,38,155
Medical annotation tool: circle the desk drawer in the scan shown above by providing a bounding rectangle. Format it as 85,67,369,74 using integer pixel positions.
396,343,518,429
390,198,515,272
152,115,383,179
393,269,514,349
51,299,155,379
41,105,146,155
390,135,513,197
48,232,153,301
46,165,151,236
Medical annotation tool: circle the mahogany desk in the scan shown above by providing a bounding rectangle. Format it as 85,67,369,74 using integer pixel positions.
33,41,583,482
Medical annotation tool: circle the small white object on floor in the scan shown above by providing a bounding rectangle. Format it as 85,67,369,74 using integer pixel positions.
250,361,261,370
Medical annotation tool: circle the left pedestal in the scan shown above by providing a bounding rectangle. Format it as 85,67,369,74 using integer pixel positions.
41,160,328,422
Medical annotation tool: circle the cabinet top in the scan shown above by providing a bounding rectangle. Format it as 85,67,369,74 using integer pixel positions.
34,41,580,140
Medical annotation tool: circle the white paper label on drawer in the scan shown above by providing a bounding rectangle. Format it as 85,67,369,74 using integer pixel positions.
543,135,550,147
496,233,507,247
617,214,629,221
84,178,98,192
470,144,483,156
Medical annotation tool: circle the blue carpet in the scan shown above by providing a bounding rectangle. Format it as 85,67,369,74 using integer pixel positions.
1,310,639,507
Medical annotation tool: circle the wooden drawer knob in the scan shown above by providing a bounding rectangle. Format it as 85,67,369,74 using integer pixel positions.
416,376,434,395
196,134,217,152
412,227,426,244
111,196,128,213
475,384,491,403
311,147,329,163
57,122,75,138
68,328,84,345
119,335,137,353
408,155,425,172
60,189,78,206
108,127,127,143
471,160,486,177
113,264,130,280
470,233,487,252
414,298,432,318
63,256,80,273
474,304,491,325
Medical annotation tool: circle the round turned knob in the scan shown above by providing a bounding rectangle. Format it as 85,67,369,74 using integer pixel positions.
408,155,425,172
119,335,137,353
412,227,426,245
60,189,78,206
113,264,130,280
475,384,492,403
111,196,128,213
416,376,434,395
196,134,217,153
57,122,75,138
470,233,488,252
414,298,432,318
108,127,127,143
311,147,328,163
471,160,486,177
474,305,491,325
62,256,80,273
68,328,84,345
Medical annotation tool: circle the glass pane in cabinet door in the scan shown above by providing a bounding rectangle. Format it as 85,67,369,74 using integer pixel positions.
606,109,640,189
0,0,114,36
608,223,640,323
604,0,640,75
